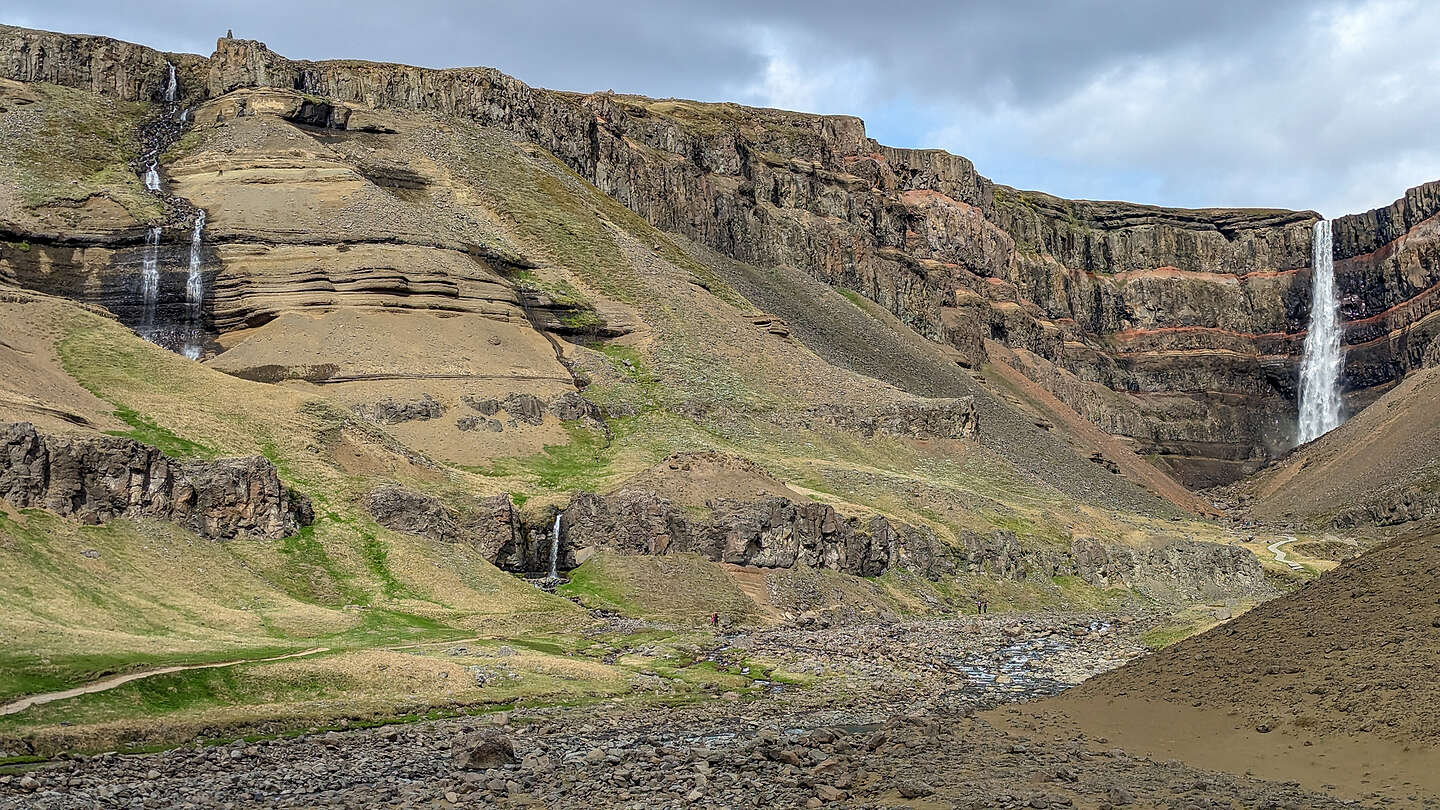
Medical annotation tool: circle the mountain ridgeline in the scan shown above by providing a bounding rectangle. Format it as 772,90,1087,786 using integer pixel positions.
2,23,1439,491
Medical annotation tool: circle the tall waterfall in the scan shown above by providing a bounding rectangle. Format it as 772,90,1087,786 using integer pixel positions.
164,62,177,103
140,226,162,338
181,211,206,359
1297,219,1344,442
547,514,562,581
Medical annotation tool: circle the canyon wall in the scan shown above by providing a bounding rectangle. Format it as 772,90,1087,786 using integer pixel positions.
4,25,1438,487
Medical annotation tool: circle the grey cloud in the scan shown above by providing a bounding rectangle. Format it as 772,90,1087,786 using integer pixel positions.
4,0,1436,215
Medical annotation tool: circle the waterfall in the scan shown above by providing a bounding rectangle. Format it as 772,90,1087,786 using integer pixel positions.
144,163,160,192
181,211,206,359
140,226,162,338
547,514,562,581
1297,219,1344,443
164,62,177,103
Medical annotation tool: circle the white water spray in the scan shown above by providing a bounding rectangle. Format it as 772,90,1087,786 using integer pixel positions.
164,62,177,103
1297,219,1344,443
144,163,160,192
547,514,562,581
140,226,162,338
181,210,206,359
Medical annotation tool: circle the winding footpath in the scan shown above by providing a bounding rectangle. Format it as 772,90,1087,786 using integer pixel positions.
0,648,330,717
1267,536,1305,570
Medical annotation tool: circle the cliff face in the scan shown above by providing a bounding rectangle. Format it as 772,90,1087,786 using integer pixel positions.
0,24,205,102
4,27,1438,488
0,422,311,539
364,482,1272,600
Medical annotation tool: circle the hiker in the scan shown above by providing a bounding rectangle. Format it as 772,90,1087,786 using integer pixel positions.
710,611,719,628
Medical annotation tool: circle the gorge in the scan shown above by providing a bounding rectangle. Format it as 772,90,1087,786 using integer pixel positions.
0,17,1438,810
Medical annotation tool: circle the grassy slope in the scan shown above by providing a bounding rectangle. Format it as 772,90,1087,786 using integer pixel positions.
0,83,1283,754
0,303,599,747
0,81,162,223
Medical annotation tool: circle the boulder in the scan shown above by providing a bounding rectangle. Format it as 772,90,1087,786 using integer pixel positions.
451,730,516,770
365,485,531,568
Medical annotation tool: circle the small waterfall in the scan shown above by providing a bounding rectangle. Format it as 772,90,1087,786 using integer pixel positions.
140,226,162,338
181,211,206,359
164,62,177,103
547,514,562,581
144,163,160,192
1297,219,1345,442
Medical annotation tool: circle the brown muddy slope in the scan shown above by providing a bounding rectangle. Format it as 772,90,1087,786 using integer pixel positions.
1003,531,1440,802
1072,532,1440,742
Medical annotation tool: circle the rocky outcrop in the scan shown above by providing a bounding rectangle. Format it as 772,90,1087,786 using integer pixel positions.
366,485,527,567
559,491,903,576
802,398,978,441
363,480,1270,598
458,392,605,433
1332,487,1440,530
0,422,310,539
354,394,445,425
0,23,205,102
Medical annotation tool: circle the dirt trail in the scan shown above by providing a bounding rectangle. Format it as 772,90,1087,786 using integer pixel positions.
1267,535,1304,569
0,648,330,717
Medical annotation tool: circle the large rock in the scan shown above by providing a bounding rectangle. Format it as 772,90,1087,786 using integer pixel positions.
354,394,445,425
451,730,516,770
0,422,310,539
366,485,528,567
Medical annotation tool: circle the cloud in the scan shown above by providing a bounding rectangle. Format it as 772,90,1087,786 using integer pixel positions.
728,26,875,114
5,0,1439,215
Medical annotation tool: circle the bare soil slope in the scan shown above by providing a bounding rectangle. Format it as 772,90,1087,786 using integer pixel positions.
1240,362,1440,530
1008,531,1440,802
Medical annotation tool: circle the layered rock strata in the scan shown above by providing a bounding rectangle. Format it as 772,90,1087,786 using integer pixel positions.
0,422,311,539
4,25,1439,485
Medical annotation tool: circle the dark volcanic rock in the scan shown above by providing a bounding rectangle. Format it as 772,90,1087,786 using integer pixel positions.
366,485,529,567
366,485,461,542
554,490,1272,598
451,730,516,770
354,394,444,425
0,422,310,539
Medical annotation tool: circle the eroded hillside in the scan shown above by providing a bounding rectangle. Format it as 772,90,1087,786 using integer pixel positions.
0,22,1430,776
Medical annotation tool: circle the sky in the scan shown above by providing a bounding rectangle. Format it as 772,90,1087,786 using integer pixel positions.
6,0,1439,217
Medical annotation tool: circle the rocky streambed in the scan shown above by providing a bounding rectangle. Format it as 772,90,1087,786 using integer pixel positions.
0,614,1355,809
